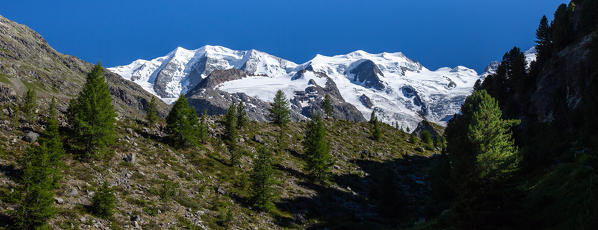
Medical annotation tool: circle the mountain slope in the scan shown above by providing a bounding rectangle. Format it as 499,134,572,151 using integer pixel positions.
111,46,480,130
0,15,168,117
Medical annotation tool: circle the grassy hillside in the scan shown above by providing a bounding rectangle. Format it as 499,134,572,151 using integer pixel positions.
0,103,439,229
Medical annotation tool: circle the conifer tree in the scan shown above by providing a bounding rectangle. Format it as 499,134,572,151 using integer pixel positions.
322,94,333,118
237,100,248,129
269,90,290,127
536,15,552,62
166,95,200,148
22,88,36,121
250,146,276,212
224,103,239,165
409,132,417,144
41,97,64,187
199,109,209,144
372,118,382,141
303,113,333,183
421,130,434,150
369,110,378,124
68,63,116,159
467,91,519,179
552,4,572,51
146,96,159,126
14,144,56,229
580,0,598,34
91,182,116,218
446,90,519,181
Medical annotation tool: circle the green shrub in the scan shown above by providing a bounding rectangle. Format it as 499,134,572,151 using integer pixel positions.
91,182,116,218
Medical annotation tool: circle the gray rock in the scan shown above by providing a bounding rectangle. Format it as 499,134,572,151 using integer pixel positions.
54,197,64,204
415,147,425,152
359,94,374,108
216,186,226,195
124,153,136,163
23,131,39,143
253,134,264,144
69,188,78,196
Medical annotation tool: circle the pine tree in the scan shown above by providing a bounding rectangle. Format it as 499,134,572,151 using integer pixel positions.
165,95,200,148
536,15,552,62
224,103,239,166
580,0,598,34
372,118,382,141
237,100,248,129
269,90,290,127
552,4,572,51
421,130,434,150
250,146,276,212
199,109,209,144
446,90,519,181
68,63,116,159
303,113,334,183
40,97,64,188
322,94,333,118
409,132,417,144
14,144,57,229
369,110,378,124
91,182,116,218
22,88,36,121
146,96,159,127
467,91,519,179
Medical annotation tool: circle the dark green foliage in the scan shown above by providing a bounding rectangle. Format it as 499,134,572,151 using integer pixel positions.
250,146,276,212
372,118,382,141
146,96,159,126
199,109,209,144
481,47,527,117
535,15,552,62
237,100,247,129
67,63,117,159
580,0,598,34
551,4,573,51
409,132,417,144
41,98,64,188
165,95,200,148
269,90,290,126
446,90,518,181
91,182,116,218
303,113,334,183
22,88,36,121
421,130,433,149
14,144,57,229
322,94,333,118
224,103,239,166
275,126,286,155
158,180,179,201
369,110,377,124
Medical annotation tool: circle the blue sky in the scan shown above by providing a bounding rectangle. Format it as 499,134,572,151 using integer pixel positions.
0,0,567,72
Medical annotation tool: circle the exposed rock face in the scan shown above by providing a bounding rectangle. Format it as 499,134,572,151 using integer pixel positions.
412,120,440,137
348,60,385,90
186,69,365,122
0,15,168,117
360,94,373,108
290,70,365,121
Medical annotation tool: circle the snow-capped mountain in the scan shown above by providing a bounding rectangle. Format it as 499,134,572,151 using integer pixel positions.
109,45,481,130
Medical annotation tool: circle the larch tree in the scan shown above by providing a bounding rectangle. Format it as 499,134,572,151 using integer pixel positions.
237,100,248,129
250,146,276,212
303,113,334,183
67,63,116,159
165,95,200,148
322,94,333,118
146,96,159,127
224,103,239,166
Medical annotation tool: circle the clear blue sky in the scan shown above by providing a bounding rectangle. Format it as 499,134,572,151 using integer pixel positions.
0,0,567,72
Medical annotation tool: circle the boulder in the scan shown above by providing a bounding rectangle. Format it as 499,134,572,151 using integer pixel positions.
23,131,39,143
